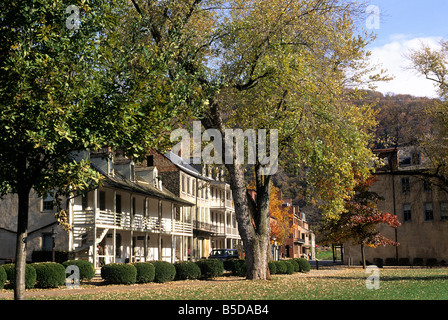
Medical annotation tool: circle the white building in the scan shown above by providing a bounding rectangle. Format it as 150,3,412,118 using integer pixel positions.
0,149,194,270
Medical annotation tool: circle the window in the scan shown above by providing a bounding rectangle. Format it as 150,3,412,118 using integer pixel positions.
116,194,122,213
99,191,106,211
146,155,154,167
440,202,448,221
401,177,411,193
130,163,135,182
424,202,434,221
187,177,191,194
42,233,54,251
403,204,412,222
42,193,54,211
181,175,185,193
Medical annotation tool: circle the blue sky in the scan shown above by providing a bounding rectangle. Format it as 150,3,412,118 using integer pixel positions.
362,1,448,97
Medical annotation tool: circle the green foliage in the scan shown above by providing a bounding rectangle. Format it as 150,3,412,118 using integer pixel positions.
174,261,201,280
101,263,137,285
152,261,176,283
295,258,311,273
289,259,300,272
2,263,37,289
0,266,6,289
31,262,66,288
133,262,156,283
268,261,277,275
224,259,246,277
273,261,287,274
282,261,294,274
195,259,224,279
62,260,95,281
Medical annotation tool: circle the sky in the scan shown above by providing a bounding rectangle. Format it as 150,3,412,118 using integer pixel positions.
362,0,448,98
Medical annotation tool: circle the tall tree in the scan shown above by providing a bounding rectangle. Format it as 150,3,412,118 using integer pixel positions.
127,0,387,279
0,0,198,299
408,40,448,192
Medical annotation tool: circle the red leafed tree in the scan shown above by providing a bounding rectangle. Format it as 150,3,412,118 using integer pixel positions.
319,175,401,268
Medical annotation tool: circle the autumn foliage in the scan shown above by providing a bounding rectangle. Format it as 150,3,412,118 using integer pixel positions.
319,175,401,267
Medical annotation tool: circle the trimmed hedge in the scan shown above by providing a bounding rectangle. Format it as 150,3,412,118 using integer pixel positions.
268,261,277,274
289,259,300,272
282,261,294,274
0,266,6,289
226,259,246,277
2,263,37,289
274,261,287,274
295,258,311,273
31,262,66,288
101,263,137,285
174,261,201,280
62,260,95,281
152,261,176,283
196,259,224,279
133,262,155,283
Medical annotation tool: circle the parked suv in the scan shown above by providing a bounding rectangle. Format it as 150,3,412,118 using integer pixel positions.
208,249,239,261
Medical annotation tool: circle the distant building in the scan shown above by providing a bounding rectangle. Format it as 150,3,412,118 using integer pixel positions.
280,199,314,260
343,146,448,266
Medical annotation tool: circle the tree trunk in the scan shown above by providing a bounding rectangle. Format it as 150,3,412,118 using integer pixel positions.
360,243,366,269
14,188,30,300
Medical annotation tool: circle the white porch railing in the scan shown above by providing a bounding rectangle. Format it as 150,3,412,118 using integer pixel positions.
73,210,192,235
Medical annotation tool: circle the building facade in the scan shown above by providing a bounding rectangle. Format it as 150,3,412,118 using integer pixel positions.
0,149,195,269
343,147,448,266
146,150,242,259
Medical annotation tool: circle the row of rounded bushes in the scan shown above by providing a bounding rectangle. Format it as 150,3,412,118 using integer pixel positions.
0,258,312,289
268,258,311,275
0,260,96,289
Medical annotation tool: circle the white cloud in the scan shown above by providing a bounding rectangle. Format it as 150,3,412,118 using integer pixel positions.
367,35,443,98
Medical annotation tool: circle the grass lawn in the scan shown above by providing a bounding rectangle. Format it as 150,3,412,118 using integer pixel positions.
3,268,448,300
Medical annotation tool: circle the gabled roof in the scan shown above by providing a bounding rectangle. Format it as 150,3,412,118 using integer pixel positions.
163,151,214,182
93,163,194,206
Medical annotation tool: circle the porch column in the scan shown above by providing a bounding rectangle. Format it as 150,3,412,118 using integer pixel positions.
171,202,175,263
130,193,134,263
158,200,162,260
113,190,116,263
144,197,148,262
93,188,98,269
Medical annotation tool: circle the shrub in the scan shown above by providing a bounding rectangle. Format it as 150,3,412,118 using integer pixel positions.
101,263,137,285
2,263,37,289
289,259,300,272
274,261,287,274
133,262,155,283
0,266,6,290
283,261,294,274
413,258,424,266
196,259,224,279
427,258,438,267
296,258,311,273
31,262,66,288
398,258,410,266
62,260,95,281
226,259,246,277
385,258,398,266
268,261,277,275
174,261,201,280
374,258,384,268
152,261,176,283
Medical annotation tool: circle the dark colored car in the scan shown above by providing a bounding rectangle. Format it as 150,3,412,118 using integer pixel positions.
208,249,239,261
